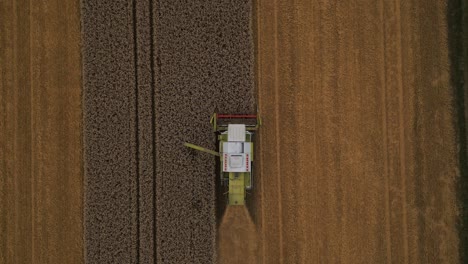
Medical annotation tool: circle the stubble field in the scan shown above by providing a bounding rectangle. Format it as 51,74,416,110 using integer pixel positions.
248,0,462,263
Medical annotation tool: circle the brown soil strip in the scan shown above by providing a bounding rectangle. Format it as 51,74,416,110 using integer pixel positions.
0,0,83,263
218,206,258,264
255,0,460,263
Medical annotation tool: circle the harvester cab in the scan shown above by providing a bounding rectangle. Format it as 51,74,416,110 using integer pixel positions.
184,113,261,206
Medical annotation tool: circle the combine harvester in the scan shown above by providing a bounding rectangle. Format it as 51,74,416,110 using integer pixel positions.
184,113,261,205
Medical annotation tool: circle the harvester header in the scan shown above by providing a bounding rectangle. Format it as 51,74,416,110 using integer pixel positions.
211,113,261,132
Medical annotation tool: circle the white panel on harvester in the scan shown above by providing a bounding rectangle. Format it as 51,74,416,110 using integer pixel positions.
223,142,243,153
228,124,246,142
243,142,251,153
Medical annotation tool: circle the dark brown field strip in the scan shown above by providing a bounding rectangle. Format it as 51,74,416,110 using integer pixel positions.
82,0,139,262
82,0,255,262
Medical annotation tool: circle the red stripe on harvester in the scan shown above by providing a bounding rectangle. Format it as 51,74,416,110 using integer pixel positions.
224,154,227,171
246,154,249,171
217,114,257,118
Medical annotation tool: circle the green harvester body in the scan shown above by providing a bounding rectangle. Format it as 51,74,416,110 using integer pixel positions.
184,113,261,205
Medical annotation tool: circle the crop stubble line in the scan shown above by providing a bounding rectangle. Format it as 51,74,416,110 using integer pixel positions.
256,0,266,263
311,16,319,263
29,0,35,260
273,0,284,263
0,3,4,260
12,5,18,261
378,0,392,262
395,0,409,262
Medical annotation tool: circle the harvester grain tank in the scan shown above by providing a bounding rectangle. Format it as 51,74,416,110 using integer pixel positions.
184,113,261,206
